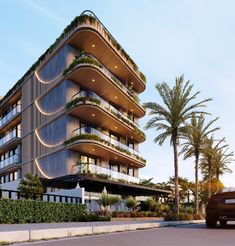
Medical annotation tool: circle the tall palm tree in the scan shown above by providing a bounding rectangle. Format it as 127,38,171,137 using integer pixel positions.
144,75,211,215
213,148,233,192
180,113,219,215
200,136,227,198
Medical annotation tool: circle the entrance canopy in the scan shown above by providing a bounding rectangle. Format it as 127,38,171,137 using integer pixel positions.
42,174,171,197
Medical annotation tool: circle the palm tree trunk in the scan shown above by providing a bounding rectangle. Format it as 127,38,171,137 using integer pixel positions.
173,139,179,216
216,172,219,192
195,153,199,215
208,162,212,198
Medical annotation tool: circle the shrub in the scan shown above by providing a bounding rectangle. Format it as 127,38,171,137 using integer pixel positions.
98,193,120,214
0,199,109,224
125,196,138,211
17,174,43,200
144,198,159,212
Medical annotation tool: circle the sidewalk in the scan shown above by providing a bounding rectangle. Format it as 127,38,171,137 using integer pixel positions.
0,219,205,243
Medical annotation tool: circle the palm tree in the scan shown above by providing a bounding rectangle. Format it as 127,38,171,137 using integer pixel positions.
144,75,211,215
213,147,233,192
180,113,219,215
200,136,227,198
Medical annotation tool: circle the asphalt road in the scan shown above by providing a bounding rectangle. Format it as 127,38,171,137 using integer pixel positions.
15,223,235,246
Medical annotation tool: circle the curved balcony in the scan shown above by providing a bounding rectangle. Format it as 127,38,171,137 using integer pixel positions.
64,127,146,168
0,129,21,154
63,53,145,118
66,13,146,93
36,13,145,93
0,154,21,170
0,104,21,133
74,162,139,183
66,91,145,143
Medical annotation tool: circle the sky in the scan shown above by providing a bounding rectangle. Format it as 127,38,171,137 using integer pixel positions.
1,0,235,187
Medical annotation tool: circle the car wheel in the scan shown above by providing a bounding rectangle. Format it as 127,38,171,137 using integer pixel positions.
206,218,217,228
219,220,227,226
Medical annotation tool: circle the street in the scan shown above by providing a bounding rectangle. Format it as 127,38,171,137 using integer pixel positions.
15,223,235,246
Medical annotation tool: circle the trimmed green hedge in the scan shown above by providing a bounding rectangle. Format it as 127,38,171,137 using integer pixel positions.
0,198,109,224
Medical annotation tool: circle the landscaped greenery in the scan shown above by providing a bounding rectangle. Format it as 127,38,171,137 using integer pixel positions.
125,196,139,211
65,96,101,110
17,173,43,200
180,113,219,215
0,198,109,224
98,193,120,214
63,56,102,76
144,75,213,216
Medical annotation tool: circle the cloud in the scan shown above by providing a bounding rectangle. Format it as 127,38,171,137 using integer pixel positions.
19,0,66,24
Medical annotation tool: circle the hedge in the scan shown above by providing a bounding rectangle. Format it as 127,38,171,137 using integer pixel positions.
0,199,109,224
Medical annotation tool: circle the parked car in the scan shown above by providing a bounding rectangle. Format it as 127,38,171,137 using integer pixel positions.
206,188,235,228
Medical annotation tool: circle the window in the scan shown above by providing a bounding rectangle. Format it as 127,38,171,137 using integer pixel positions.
80,155,96,164
128,141,134,149
128,167,135,176
109,162,120,172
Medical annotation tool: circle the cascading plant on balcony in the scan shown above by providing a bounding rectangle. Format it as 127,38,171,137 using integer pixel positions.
64,133,146,163
63,56,102,76
65,96,101,110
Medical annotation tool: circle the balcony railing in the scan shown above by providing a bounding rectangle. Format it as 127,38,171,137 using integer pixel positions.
0,129,21,147
76,162,139,183
64,53,142,107
0,104,21,128
0,154,21,170
72,90,140,128
73,126,140,157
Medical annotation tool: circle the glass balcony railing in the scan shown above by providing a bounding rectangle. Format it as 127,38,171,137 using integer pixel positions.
0,154,21,170
0,129,21,147
75,162,139,183
73,126,140,157
0,104,21,128
72,90,139,128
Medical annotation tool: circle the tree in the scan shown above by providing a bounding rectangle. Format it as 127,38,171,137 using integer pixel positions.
200,136,227,198
17,173,43,199
144,75,211,215
98,193,120,214
125,196,139,211
210,147,233,192
199,178,224,206
145,198,159,212
181,113,219,214
168,176,195,204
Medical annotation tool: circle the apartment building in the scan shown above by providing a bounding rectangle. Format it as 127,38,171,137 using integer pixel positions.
0,11,170,200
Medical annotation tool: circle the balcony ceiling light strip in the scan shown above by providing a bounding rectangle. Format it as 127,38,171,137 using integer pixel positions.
35,100,63,116
35,129,63,148
35,158,53,179
35,70,62,84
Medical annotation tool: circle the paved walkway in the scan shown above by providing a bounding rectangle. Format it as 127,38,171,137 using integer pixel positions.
0,219,163,232
0,219,205,243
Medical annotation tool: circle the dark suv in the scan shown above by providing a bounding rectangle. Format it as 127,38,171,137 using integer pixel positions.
206,188,235,228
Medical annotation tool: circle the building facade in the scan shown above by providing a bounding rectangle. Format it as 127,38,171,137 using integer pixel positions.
0,11,147,192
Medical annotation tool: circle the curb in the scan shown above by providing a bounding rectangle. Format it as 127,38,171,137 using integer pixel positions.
0,220,205,243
